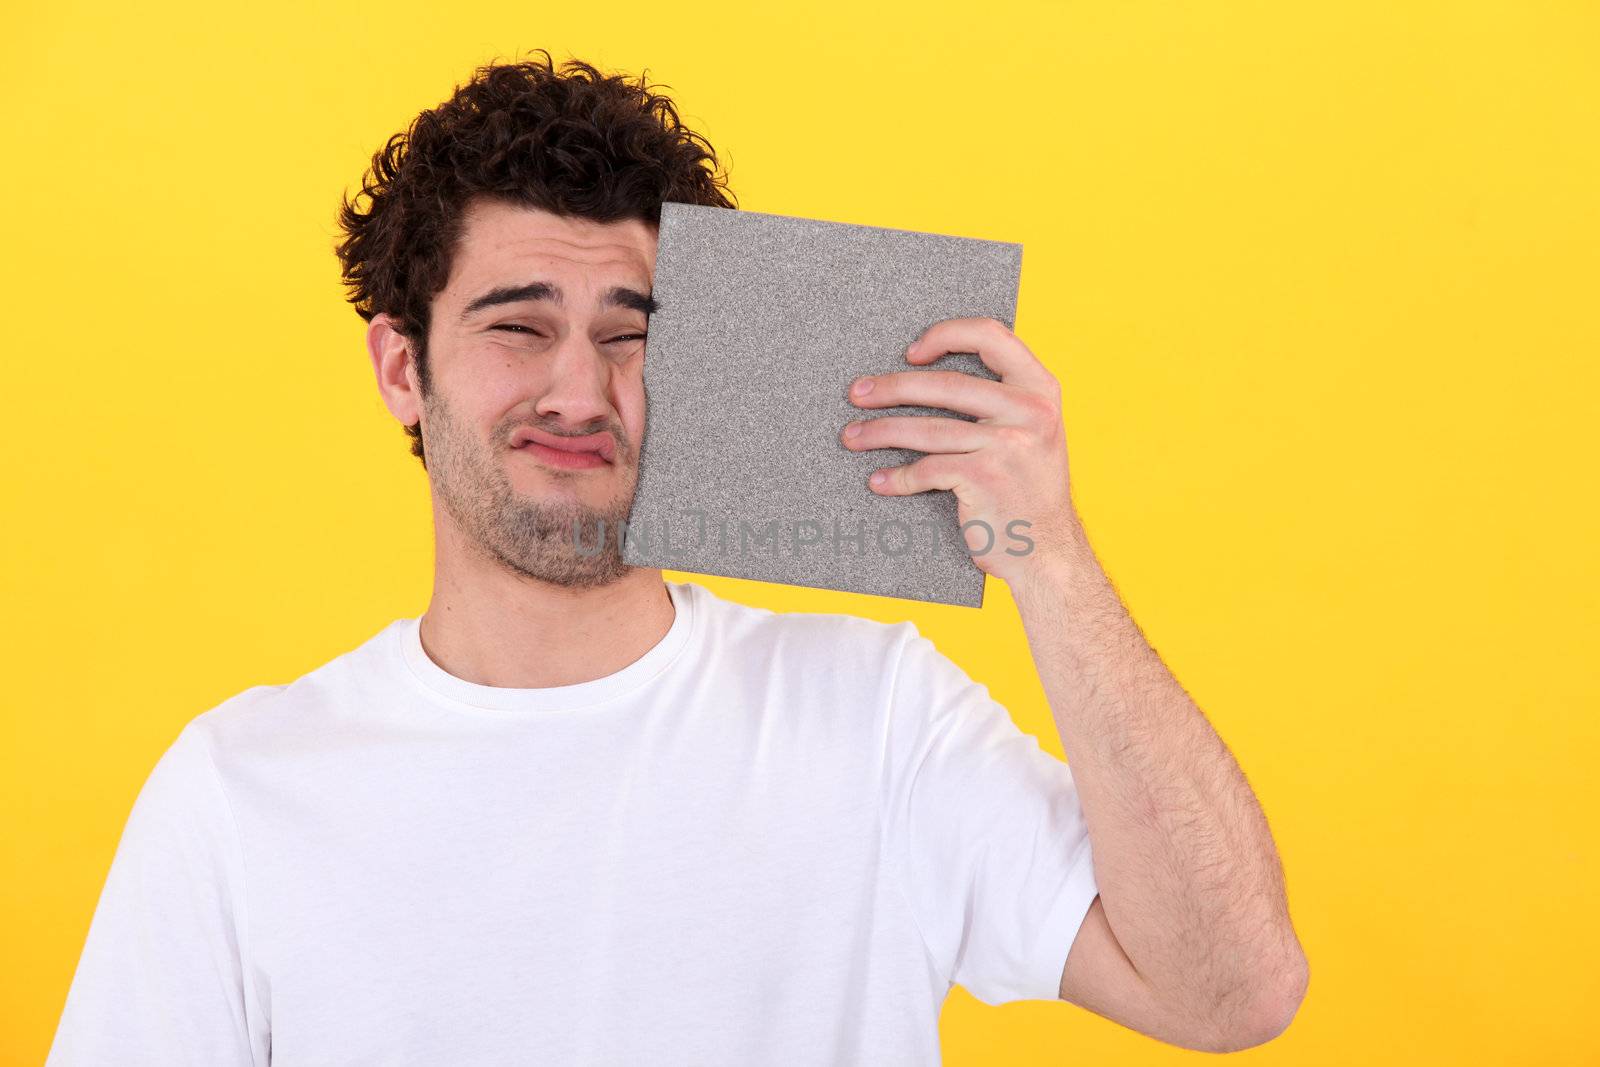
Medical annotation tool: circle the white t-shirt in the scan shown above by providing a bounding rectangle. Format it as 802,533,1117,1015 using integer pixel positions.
47,579,1099,1065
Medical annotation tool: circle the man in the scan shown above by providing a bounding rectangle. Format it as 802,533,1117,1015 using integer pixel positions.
47,51,1307,1064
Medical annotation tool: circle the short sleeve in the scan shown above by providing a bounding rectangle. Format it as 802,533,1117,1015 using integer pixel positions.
46,721,264,1066
880,626,1100,1006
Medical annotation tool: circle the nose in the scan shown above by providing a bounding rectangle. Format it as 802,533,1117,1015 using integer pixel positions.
532,334,615,432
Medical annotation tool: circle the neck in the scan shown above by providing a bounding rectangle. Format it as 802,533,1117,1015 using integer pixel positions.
419,528,675,691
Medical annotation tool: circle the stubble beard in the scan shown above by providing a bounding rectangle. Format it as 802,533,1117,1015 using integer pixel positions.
424,388,636,590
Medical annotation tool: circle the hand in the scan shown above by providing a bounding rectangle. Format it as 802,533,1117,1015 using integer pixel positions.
840,316,1080,588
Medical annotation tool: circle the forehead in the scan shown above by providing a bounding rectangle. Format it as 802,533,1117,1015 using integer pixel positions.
444,197,657,302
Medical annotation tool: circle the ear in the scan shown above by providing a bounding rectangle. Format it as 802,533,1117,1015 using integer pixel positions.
367,313,423,429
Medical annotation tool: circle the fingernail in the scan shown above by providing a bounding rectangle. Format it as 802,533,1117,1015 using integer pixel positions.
843,422,862,439
852,377,875,396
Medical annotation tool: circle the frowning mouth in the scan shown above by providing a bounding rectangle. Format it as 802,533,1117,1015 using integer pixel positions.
509,426,616,469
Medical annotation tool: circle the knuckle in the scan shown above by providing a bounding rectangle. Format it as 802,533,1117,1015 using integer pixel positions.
940,419,972,447
994,424,1030,449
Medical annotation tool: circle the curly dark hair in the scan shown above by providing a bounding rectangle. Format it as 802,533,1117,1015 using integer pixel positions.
334,50,738,468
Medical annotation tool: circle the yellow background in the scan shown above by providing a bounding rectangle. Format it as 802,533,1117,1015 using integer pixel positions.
4,2,1596,1063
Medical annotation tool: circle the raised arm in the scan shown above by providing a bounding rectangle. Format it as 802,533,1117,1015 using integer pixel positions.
843,315,1307,1052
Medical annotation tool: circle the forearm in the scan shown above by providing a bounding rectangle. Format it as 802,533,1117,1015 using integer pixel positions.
1010,516,1306,1022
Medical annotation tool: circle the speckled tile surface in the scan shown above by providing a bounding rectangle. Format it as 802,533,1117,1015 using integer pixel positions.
621,202,1022,607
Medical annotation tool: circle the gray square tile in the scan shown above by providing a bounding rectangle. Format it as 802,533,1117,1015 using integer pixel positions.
622,202,1022,607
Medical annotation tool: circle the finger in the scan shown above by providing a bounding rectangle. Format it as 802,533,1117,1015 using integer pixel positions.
841,414,993,455
850,369,1015,421
907,316,1058,396
869,452,970,496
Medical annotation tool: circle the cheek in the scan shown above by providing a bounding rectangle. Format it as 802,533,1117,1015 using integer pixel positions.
435,365,523,438
613,368,647,441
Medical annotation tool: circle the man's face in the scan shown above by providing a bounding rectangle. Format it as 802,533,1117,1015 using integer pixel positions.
416,197,657,589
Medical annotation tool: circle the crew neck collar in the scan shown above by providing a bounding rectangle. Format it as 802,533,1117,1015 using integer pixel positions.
392,580,698,713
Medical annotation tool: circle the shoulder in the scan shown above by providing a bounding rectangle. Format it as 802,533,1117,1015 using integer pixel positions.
181,616,402,761
684,580,921,673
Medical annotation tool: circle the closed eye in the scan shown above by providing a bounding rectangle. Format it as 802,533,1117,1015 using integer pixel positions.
491,326,644,344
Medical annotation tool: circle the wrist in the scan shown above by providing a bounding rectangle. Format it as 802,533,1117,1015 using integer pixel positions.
1011,512,1098,599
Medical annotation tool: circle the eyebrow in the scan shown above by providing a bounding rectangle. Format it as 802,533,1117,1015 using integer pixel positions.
458,281,657,322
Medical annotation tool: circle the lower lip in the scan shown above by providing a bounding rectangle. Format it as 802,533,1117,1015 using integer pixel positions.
517,442,610,469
